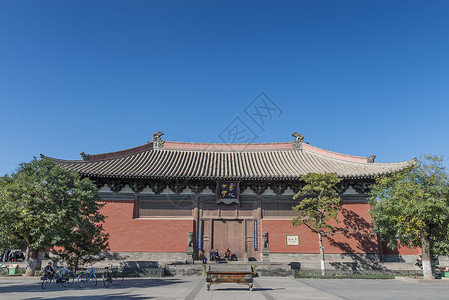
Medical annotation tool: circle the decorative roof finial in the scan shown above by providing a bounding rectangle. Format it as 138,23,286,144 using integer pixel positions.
291,132,304,150
152,131,165,149
367,154,376,163
80,152,90,161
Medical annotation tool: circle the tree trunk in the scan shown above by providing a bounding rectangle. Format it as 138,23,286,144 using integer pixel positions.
75,257,79,273
318,231,326,276
25,249,39,276
421,233,433,279
25,247,30,262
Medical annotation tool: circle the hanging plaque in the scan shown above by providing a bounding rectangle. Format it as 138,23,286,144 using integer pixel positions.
216,181,240,205
254,219,258,251
198,219,203,250
286,234,299,246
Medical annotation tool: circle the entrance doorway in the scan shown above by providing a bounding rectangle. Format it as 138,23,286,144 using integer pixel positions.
213,219,245,259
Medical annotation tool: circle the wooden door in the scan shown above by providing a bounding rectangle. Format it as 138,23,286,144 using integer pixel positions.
213,219,245,259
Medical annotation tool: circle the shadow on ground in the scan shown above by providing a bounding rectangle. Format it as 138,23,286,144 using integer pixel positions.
28,294,152,300
212,287,281,292
0,278,187,294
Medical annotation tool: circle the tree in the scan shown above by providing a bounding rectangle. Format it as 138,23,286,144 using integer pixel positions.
51,214,109,272
369,155,449,279
292,172,342,275
0,158,109,275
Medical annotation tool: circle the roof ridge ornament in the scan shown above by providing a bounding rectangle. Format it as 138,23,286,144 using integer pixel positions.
367,155,376,163
152,131,165,149
291,132,304,150
80,152,90,161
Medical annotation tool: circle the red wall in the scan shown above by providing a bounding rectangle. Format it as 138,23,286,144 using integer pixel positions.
100,200,194,252
100,200,420,255
262,203,418,255
382,242,420,255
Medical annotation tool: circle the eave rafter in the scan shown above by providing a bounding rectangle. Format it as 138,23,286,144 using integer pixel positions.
91,177,373,196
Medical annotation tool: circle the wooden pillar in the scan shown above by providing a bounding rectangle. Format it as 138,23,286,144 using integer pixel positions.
133,193,140,219
193,195,200,259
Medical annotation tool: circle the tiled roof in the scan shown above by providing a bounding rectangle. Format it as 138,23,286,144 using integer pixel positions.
44,140,413,181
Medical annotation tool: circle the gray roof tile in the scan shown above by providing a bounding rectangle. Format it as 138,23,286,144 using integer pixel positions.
45,141,413,180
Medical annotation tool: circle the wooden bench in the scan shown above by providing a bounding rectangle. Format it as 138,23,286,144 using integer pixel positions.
204,265,255,291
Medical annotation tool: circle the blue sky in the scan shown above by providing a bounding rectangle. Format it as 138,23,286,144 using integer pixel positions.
1,0,448,175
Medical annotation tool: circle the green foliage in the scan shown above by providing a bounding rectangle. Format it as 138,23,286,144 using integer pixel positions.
369,155,449,255
0,157,109,272
0,225,22,254
51,215,109,271
291,173,342,234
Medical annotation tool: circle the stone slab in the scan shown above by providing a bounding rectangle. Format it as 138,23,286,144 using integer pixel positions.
3,277,449,300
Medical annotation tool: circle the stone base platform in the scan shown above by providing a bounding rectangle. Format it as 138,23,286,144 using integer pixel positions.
25,251,437,277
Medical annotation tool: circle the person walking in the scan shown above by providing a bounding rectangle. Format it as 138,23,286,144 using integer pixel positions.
4,249,11,263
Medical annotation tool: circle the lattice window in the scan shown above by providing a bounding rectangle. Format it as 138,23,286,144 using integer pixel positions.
263,202,299,217
238,209,254,217
139,199,193,217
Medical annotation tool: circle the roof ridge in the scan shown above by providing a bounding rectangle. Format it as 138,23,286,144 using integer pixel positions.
301,143,369,163
302,148,414,167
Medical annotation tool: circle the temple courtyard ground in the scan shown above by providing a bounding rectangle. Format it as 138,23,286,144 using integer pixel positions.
1,277,448,299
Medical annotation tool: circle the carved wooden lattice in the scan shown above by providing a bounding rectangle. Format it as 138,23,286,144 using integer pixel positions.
263,202,299,217
139,199,192,217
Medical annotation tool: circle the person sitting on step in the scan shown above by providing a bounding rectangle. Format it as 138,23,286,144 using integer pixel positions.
213,249,220,262
209,249,215,261
224,248,231,261
200,250,207,264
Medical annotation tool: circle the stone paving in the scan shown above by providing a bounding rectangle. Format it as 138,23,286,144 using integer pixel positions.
0,276,449,299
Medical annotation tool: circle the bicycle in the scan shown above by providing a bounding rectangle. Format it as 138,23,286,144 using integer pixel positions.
41,271,55,289
77,265,97,288
102,264,124,288
41,268,61,289
41,266,74,289
58,267,75,287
